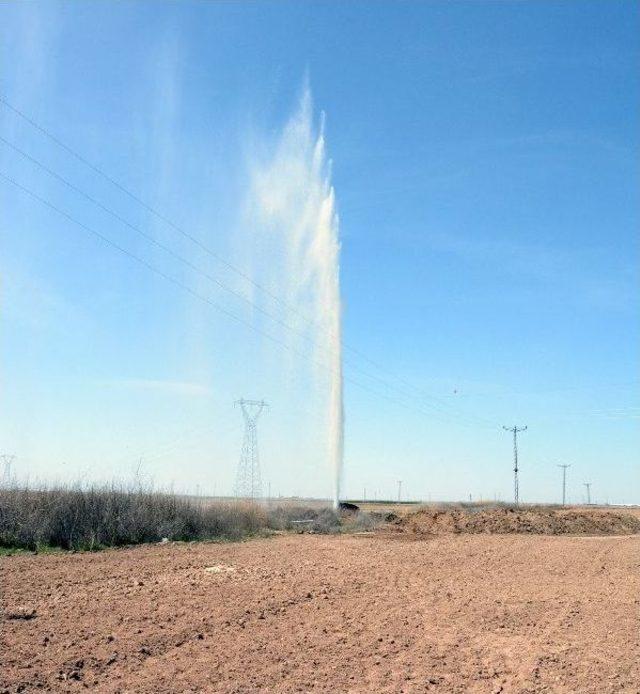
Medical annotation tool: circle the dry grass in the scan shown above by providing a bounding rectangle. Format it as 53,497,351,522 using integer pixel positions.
0,485,270,551
0,485,384,552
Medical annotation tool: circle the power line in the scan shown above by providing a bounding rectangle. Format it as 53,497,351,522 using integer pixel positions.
503,425,527,505
0,170,354,391
1,177,501,436
0,97,502,432
0,171,288,346
2,169,492,430
0,95,381,360
0,133,365,372
0,137,493,430
124,421,242,468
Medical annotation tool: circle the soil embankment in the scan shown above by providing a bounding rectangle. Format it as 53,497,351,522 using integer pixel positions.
393,505,640,536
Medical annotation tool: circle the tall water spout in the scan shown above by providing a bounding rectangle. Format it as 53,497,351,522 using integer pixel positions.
250,86,344,508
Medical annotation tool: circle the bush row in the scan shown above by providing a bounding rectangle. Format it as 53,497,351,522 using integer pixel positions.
0,486,286,551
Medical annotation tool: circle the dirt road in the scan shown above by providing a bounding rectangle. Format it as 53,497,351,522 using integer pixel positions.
2,533,639,693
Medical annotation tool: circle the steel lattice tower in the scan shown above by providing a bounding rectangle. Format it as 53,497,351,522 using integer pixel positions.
0,454,15,486
234,399,267,500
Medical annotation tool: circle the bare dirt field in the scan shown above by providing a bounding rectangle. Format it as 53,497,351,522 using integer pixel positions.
2,519,639,693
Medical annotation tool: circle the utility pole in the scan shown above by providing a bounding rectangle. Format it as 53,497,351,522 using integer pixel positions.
503,426,527,505
583,482,592,505
398,480,402,503
234,399,268,500
557,464,571,506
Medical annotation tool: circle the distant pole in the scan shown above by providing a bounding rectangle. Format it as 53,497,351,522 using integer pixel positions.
557,464,571,506
398,480,402,503
583,482,592,505
503,425,527,505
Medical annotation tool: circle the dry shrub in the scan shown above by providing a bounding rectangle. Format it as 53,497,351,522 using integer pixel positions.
266,504,383,533
0,485,269,551
0,485,385,551
266,504,340,532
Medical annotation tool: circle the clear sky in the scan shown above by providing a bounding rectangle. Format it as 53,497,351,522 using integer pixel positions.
1,0,638,504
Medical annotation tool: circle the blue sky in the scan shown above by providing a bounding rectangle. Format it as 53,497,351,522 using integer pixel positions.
1,0,638,504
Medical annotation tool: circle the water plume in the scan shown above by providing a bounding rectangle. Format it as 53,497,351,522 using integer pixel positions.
249,86,344,507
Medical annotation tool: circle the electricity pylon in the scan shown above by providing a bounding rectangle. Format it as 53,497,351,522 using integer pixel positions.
503,425,527,505
234,399,267,500
0,454,15,486
557,464,571,506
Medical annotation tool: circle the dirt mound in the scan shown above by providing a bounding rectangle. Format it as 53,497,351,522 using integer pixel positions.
394,506,640,536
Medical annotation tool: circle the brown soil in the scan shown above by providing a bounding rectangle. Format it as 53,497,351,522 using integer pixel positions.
2,530,639,693
393,506,640,536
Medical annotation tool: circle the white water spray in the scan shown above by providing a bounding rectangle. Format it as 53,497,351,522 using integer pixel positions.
249,87,344,508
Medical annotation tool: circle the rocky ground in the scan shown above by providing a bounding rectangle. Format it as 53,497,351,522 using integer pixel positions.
2,520,639,693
